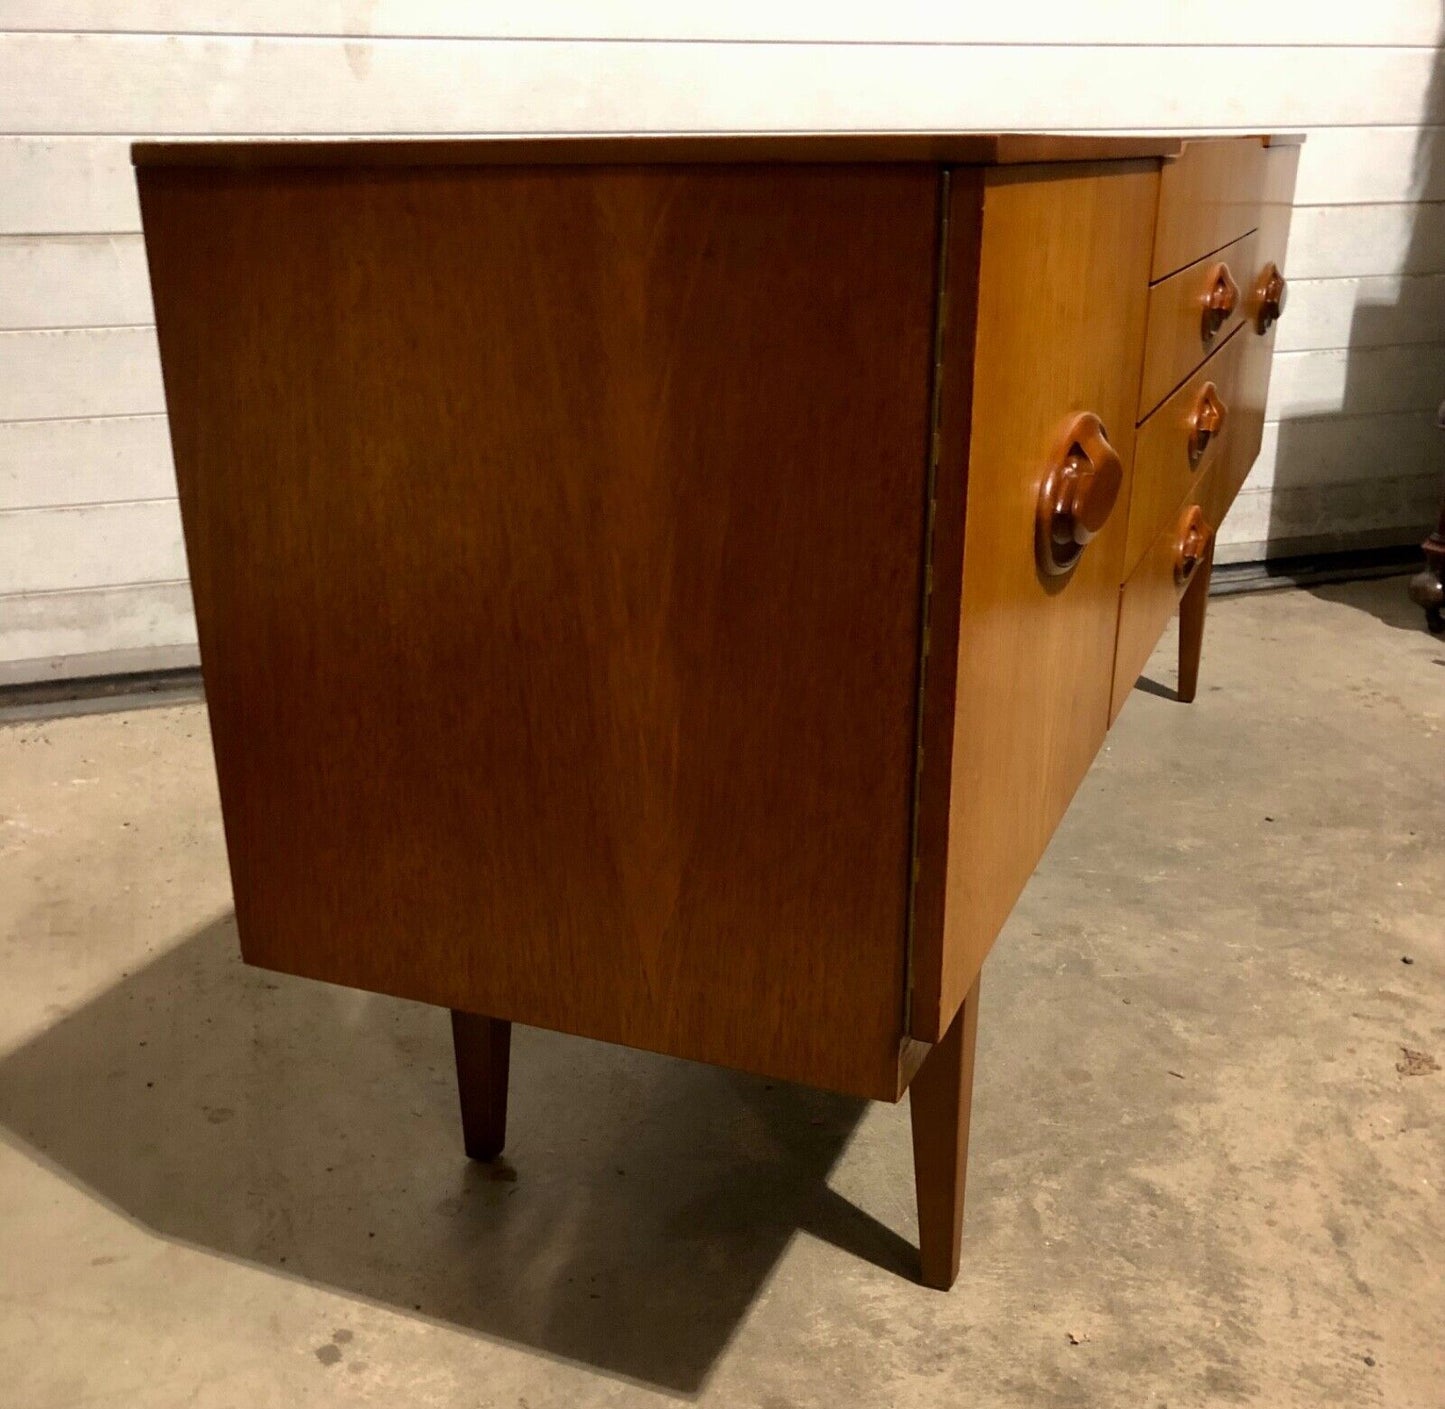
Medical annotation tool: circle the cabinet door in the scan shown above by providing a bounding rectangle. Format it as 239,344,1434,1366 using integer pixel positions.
911,162,1158,1039
142,161,942,1100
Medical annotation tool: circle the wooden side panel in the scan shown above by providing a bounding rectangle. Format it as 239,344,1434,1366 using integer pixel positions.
1152,137,1267,282
140,162,942,1100
911,161,1158,1040
1138,230,1257,420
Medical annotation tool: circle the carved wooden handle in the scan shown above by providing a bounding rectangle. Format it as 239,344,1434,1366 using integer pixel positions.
1188,381,1228,468
1174,504,1214,588
1201,262,1240,342
1253,262,1288,335
1036,412,1124,578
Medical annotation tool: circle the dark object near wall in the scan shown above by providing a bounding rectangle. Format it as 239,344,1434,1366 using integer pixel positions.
1406,401,1445,633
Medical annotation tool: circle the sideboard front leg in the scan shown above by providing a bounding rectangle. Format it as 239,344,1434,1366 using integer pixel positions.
1177,532,1216,704
450,1011,512,1161
909,972,981,1290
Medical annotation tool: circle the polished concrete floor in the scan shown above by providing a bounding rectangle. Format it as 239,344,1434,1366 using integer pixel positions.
1,578,1441,1408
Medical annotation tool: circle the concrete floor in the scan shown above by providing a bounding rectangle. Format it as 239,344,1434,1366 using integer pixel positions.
1,577,1441,1408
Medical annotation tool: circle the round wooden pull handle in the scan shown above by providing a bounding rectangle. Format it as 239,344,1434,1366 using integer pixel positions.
1253,261,1288,335
1174,504,1213,587
1188,381,1228,468
1036,411,1124,578
1201,262,1240,342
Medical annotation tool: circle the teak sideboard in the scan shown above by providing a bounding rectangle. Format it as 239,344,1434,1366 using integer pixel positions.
134,132,1301,1290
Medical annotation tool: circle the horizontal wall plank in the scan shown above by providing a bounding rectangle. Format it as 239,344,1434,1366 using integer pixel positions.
0,414,173,508
3,35,1441,134
4,404,1433,517
0,641,198,685
5,131,1441,239
0,498,185,593
0,137,140,234
7,335,1436,446
0,233,151,329
1293,126,1445,205
1274,274,1445,352
0,580,196,680
5,332,1438,470
1266,344,1445,418
3,338,1435,463
0,327,165,420
1286,201,1445,279
10,513,1435,672
1250,411,1445,491
21,482,1418,609
1216,470,1441,556
9,235,1445,342
1,1,1439,45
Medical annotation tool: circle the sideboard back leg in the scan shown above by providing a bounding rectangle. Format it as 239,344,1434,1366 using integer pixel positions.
1177,533,1217,704
1406,495,1445,634
909,972,982,1290
450,1011,512,1161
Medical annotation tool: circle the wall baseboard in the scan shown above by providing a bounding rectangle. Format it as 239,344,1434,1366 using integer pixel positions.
0,665,203,723
1211,541,1422,596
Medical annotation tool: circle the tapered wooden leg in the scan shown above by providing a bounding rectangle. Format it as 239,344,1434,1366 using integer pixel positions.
909,972,981,1290
1177,533,1216,704
450,1011,511,1160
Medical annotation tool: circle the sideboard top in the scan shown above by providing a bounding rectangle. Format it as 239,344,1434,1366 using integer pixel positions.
132,132,1299,171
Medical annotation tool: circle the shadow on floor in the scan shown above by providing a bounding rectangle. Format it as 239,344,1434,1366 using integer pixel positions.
0,916,913,1395
1133,674,1184,703
1306,574,1442,636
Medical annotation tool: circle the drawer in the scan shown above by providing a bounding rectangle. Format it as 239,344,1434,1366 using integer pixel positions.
1152,137,1267,282
1138,229,1257,420
1111,477,1218,723
1125,327,1246,579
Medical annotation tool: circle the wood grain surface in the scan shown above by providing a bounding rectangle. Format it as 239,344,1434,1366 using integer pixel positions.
1138,230,1257,421
913,160,1158,1039
131,133,1183,169
1125,328,1247,580
1151,136,1267,283
141,160,942,1100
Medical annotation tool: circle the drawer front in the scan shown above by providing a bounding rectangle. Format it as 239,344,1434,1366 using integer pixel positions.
1152,137,1267,282
1125,326,1247,578
1208,143,1303,521
1139,229,1257,419
1111,478,1218,722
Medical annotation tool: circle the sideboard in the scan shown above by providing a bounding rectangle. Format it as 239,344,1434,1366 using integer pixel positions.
134,131,1300,1290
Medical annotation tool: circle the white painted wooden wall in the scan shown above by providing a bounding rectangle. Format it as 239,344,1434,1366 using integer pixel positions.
1,3,1443,683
